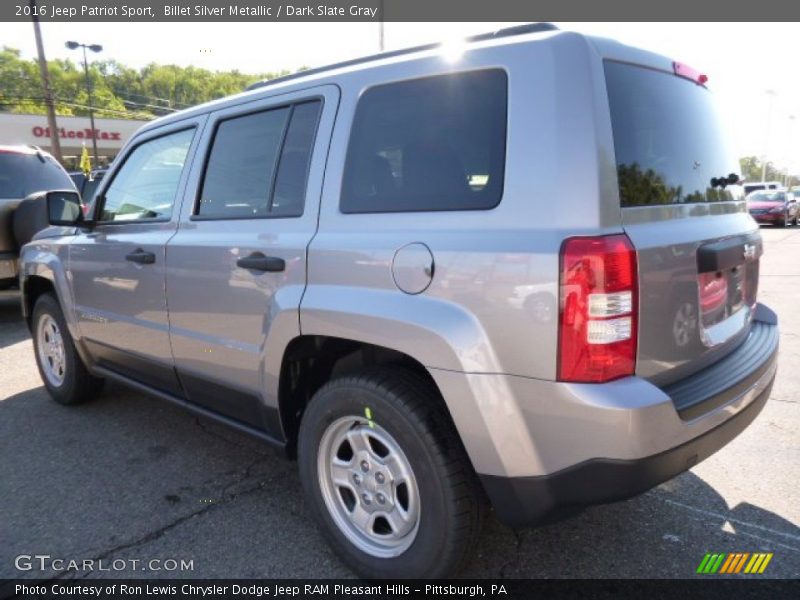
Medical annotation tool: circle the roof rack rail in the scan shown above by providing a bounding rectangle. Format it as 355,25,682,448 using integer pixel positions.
246,22,558,92
27,144,47,162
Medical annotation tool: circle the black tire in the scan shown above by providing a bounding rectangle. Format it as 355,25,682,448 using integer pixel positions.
298,368,484,579
31,293,104,405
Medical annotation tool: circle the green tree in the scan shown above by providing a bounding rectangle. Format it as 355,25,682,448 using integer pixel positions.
739,155,796,186
0,46,290,120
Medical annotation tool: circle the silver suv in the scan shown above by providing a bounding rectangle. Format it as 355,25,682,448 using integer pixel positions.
19,24,778,578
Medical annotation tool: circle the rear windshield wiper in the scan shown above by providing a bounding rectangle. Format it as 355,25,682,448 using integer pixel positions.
710,173,740,189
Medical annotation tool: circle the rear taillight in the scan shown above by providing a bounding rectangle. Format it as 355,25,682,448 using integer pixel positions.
558,234,638,383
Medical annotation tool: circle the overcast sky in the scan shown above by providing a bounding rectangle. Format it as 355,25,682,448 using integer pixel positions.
1,21,798,172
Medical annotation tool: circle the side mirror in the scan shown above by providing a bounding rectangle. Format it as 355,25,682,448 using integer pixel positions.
47,190,84,226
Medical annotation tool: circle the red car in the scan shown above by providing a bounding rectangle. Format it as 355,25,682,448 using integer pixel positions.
747,190,799,227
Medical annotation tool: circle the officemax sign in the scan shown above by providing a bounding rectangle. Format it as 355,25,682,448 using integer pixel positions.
0,113,146,155
32,126,122,141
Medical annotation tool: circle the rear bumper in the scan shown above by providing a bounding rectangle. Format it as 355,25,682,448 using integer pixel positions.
431,305,778,528
750,212,784,223
480,374,773,527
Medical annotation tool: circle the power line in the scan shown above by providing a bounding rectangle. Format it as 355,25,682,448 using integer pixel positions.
120,99,179,113
0,95,156,120
114,91,193,109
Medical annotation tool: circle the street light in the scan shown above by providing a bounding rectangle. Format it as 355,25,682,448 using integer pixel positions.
378,0,385,51
787,115,796,187
65,40,103,164
761,89,776,182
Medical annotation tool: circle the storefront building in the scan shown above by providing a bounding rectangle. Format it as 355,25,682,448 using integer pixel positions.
0,112,148,169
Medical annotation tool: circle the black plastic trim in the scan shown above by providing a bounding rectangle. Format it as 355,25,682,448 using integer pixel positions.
479,375,773,528
663,315,778,420
178,369,283,436
696,233,762,273
94,366,286,451
84,338,184,397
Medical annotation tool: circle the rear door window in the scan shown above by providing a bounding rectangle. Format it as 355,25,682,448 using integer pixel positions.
197,100,321,219
605,61,740,207
341,69,507,213
271,101,321,217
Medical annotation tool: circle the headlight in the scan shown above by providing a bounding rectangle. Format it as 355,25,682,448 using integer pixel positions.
770,205,786,213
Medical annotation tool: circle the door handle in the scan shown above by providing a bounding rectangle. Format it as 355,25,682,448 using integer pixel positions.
236,253,285,272
125,249,156,265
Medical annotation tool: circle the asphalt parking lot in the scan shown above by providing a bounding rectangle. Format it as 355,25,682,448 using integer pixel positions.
1,228,798,580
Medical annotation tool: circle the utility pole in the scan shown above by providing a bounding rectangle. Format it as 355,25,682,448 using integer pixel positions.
30,0,62,162
80,44,100,163
379,0,385,51
761,90,776,182
66,41,103,164
787,115,796,187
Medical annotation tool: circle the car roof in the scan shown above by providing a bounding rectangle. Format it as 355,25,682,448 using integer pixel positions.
138,23,679,137
138,24,556,133
0,145,41,156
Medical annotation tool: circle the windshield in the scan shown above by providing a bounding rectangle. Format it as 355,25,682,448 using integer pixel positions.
81,173,104,204
748,191,785,202
605,61,741,207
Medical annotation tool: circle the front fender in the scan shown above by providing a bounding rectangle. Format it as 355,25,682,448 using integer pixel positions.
19,240,76,333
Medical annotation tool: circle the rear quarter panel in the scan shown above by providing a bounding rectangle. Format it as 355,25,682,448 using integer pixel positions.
303,32,620,379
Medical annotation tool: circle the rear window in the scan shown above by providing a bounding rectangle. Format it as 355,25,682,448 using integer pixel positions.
341,69,507,213
605,61,740,207
748,191,786,202
744,185,766,195
0,152,74,198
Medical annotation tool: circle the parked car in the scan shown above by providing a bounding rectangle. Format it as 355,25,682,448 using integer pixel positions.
747,189,798,226
743,181,782,196
0,145,76,289
69,168,108,207
19,24,778,578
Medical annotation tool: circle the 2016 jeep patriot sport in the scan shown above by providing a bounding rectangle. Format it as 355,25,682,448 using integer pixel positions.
20,24,778,578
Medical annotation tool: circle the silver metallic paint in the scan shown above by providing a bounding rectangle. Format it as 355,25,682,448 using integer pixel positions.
18,29,775,481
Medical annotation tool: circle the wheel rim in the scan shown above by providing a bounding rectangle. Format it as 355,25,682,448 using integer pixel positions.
36,314,66,387
317,416,421,558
